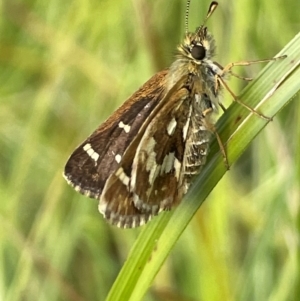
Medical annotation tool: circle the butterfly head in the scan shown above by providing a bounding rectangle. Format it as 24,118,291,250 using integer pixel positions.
177,1,218,64
178,26,216,64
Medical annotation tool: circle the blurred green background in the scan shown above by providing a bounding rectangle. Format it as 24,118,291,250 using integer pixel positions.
0,0,299,300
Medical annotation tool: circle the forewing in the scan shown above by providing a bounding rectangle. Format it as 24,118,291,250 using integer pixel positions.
132,91,214,214
131,88,192,213
64,70,168,199
100,78,193,227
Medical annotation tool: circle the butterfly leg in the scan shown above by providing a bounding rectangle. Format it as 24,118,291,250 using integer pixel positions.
216,75,272,121
202,107,230,170
221,56,286,74
216,55,286,121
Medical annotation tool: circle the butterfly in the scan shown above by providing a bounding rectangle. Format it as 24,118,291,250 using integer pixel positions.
64,1,285,228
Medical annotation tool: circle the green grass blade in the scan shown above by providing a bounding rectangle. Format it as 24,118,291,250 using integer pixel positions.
106,33,300,301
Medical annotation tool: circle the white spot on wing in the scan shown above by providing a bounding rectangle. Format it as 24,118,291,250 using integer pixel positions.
182,106,192,141
118,121,131,133
131,219,137,228
115,154,122,163
83,143,99,162
161,152,175,174
131,136,156,192
83,144,91,151
174,158,181,180
138,217,146,226
166,118,177,136
98,200,107,215
145,137,157,172
149,164,160,185
115,167,130,186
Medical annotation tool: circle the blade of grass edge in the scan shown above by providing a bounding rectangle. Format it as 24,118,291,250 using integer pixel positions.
106,33,300,301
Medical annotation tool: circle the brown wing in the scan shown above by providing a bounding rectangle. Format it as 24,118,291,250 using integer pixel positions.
64,70,168,199
99,77,194,227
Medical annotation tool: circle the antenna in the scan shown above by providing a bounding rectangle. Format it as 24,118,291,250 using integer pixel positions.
205,1,218,22
185,1,218,34
196,1,218,35
185,0,191,34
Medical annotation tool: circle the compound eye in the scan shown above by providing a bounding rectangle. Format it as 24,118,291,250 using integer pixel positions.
191,45,206,60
